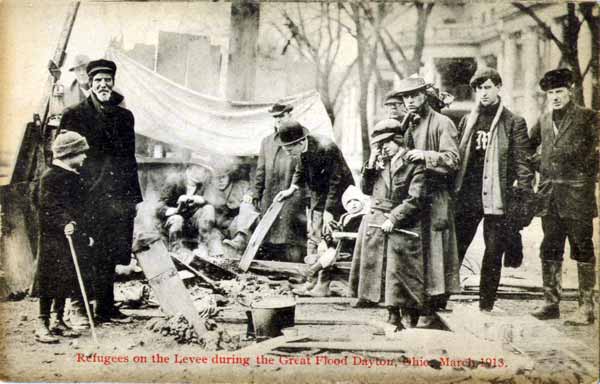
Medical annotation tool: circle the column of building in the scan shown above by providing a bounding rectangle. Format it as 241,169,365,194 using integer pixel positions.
522,25,541,127
501,32,516,109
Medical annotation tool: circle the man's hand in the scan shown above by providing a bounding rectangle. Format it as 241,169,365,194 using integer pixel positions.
242,194,253,204
275,187,296,202
406,149,425,162
177,194,190,205
64,222,76,236
381,219,394,233
367,147,380,168
89,237,94,247
165,207,178,217
166,215,179,227
322,210,335,233
189,195,205,206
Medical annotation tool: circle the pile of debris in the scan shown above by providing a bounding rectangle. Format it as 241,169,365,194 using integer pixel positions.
145,314,239,350
216,275,293,304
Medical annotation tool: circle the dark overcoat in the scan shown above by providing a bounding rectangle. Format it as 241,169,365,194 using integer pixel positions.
31,166,94,298
59,93,142,265
291,134,355,218
251,131,307,246
349,157,426,308
529,102,599,221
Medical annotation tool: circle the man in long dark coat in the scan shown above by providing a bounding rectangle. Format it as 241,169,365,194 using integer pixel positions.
32,130,93,343
529,68,599,325
349,119,426,328
244,103,307,262
59,59,143,324
454,67,534,312
275,120,354,258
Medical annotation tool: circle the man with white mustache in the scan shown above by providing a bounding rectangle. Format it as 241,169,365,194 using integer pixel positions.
59,59,142,326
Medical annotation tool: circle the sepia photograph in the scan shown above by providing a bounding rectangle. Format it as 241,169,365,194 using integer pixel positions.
0,1,598,383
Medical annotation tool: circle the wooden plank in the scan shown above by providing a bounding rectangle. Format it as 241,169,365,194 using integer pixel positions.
134,237,208,336
236,335,306,357
276,340,409,352
214,316,369,326
239,200,285,271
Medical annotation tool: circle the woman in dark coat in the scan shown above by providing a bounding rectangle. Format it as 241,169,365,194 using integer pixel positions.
32,131,94,343
349,119,427,328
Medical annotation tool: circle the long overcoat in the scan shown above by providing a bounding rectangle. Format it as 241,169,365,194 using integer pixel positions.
251,131,307,246
59,93,142,265
349,157,426,308
529,102,599,221
406,106,461,296
31,166,94,298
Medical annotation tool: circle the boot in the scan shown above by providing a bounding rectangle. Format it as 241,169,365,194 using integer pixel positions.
51,317,80,338
564,262,596,326
35,317,59,344
69,300,90,330
402,307,420,328
223,233,247,252
386,306,403,329
307,270,332,297
532,260,562,320
292,275,317,296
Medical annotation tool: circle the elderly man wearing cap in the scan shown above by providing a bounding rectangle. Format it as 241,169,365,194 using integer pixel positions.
453,67,534,312
275,120,354,258
529,68,599,325
394,76,461,316
349,119,426,328
383,91,406,123
31,130,94,343
243,103,308,262
59,59,142,325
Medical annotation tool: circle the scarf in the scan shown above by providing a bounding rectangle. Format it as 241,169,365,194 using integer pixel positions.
461,100,505,214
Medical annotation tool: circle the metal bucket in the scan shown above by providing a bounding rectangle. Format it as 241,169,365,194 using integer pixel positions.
250,296,296,339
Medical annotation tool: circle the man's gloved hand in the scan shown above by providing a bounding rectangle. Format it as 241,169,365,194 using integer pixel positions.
177,194,190,205
165,207,178,217
189,195,205,206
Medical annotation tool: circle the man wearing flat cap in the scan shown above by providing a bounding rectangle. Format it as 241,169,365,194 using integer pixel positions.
244,103,308,262
349,119,426,329
394,75,461,316
275,120,354,258
383,91,406,123
59,58,142,325
454,67,534,312
529,68,599,325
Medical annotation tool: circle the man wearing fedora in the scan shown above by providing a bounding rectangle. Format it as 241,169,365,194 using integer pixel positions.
63,54,91,108
275,120,354,259
393,76,461,316
529,68,599,325
454,67,535,312
59,59,142,325
244,103,308,262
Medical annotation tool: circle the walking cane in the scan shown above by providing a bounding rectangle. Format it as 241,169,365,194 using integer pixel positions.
66,234,98,344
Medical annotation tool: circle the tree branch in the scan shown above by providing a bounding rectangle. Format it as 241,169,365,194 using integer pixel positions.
512,2,565,52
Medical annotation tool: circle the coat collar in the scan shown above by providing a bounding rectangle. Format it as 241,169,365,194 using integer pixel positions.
553,102,576,144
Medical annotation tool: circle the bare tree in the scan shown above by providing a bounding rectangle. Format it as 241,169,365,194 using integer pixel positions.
513,2,599,108
272,2,355,124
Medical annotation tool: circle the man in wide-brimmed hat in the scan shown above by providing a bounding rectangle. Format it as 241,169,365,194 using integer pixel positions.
393,75,461,319
243,102,308,262
59,58,142,325
275,120,354,260
453,67,535,312
63,54,91,108
529,68,599,325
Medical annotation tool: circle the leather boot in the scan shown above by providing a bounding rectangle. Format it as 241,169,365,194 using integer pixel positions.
386,306,403,328
402,307,420,328
51,317,81,338
532,260,562,320
35,317,59,344
223,233,247,252
564,262,596,326
69,300,90,330
307,270,332,297
292,275,317,296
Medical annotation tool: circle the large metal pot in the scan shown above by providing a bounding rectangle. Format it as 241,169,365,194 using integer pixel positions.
250,296,296,339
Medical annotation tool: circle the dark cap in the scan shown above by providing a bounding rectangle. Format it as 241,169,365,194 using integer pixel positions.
394,76,430,96
371,119,403,145
278,120,309,145
268,102,293,117
469,67,502,89
383,91,403,105
539,68,573,91
86,59,117,78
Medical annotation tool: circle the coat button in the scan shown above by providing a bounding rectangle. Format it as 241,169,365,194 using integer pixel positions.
483,191,487,195
371,210,375,214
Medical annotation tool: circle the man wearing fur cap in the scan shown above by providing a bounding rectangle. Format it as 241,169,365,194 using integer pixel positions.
529,68,599,325
454,67,534,312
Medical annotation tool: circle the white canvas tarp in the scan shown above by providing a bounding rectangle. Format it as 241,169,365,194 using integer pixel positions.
108,48,333,156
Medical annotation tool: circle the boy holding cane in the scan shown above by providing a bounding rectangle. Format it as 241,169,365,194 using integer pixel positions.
31,130,94,343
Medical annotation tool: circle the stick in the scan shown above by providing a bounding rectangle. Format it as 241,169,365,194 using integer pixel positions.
66,234,98,344
367,224,419,238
